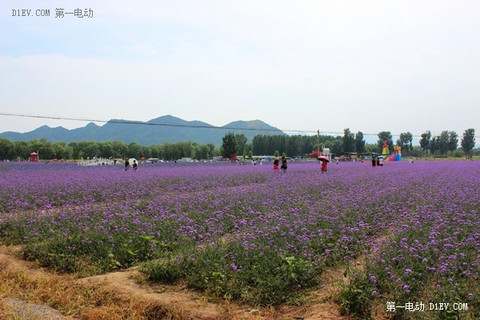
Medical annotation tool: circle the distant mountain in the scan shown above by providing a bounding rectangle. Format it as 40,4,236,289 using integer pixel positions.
0,115,284,146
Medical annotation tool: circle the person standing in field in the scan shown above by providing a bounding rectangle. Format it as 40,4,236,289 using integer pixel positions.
281,156,288,173
124,158,130,171
132,159,138,170
321,159,328,173
273,158,280,171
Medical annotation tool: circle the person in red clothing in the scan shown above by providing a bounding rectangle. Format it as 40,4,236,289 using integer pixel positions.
273,158,280,170
321,159,328,173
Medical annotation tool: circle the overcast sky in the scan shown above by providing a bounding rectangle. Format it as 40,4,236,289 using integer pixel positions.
1,0,479,141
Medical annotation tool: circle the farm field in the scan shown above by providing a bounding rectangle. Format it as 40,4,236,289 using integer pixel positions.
0,160,479,319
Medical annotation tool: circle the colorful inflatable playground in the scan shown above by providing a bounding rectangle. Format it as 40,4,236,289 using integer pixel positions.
382,141,402,162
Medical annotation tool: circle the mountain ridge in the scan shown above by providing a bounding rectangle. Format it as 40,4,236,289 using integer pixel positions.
0,115,284,146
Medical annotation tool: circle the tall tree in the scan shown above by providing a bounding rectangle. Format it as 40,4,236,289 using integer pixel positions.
398,132,413,156
52,142,68,159
0,138,15,160
99,142,114,158
461,128,476,158
447,131,458,156
420,130,431,156
342,128,355,153
14,141,30,160
221,132,238,159
196,144,211,160
141,145,152,159
430,136,439,155
162,142,181,160
128,142,142,158
252,135,268,156
355,131,366,154
235,134,248,155
331,136,343,155
110,140,128,158
438,131,449,156
82,141,100,159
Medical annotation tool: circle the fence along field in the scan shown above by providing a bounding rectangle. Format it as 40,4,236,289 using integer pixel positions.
0,160,479,319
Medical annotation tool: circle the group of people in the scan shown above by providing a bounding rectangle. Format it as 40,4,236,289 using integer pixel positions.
273,156,288,173
124,156,330,174
273,156,329,174
124,158,138,171
371,157,384,167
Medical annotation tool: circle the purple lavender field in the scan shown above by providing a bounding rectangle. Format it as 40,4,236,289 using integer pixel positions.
0,160,479,317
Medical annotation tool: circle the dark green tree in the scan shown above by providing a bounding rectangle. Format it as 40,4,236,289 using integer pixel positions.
68,142,81,159
461,128,476,158
221,132,238,159
235,134,248,155
252,135,268,156
149,145,161,158
430,136,439,155
343,128,355,153
420,131,431,156
331,136,343,155
398,132,413,156
355,131,366,154
196,144,213,160
141,145,152,159
52,142,68,159
438,131,449,156
447,131,458,156
111,140,128,158
410,146,424,157
364,143,378,153
196,144,208,160
81,141,100,159
207,143,217,158
162,142,181,160
128,142,142,158
0,138,15,160
14,141,30,160
99,142,115,158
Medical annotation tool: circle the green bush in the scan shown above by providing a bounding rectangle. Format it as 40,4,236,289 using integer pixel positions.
337,268,376,318
141,242,321,306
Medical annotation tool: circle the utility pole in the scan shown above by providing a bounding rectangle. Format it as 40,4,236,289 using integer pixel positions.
317,130,320,157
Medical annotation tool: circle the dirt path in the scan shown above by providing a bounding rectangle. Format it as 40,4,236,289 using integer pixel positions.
76,269,236,320
0,246,349,320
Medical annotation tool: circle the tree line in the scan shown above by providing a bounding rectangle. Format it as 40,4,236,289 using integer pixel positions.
0,139,217,161
0,128,476,161
222,128,476,159
419,129,476,158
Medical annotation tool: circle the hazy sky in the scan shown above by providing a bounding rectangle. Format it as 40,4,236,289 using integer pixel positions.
1,0,479,140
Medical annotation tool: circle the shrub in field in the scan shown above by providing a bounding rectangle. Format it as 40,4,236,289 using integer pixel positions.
143,241,320,305
337,268,377,318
